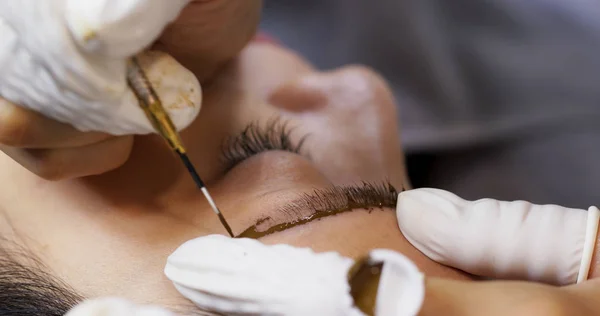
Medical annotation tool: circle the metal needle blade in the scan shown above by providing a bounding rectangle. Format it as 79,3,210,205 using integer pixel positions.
177,151,235,237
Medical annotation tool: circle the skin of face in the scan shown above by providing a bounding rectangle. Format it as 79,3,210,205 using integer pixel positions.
0,41,471,309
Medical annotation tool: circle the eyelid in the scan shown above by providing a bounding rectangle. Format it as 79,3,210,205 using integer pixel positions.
221,118,309,171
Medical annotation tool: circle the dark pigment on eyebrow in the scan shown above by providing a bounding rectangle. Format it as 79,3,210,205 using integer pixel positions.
237,182,400,239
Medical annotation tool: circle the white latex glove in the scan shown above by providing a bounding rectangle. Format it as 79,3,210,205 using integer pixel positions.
65,297,176,316
163,235,425,316
365,249,425,316
397,188,600,285
0,0,201,136
164,235,364,316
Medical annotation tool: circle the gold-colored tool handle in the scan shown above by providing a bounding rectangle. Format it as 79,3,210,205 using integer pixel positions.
126,57,186,154
126,57,235,237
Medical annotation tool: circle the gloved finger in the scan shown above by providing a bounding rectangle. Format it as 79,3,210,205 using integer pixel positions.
0,136,133,180
396,188,599,285
0,98,111,148
65,0,190,58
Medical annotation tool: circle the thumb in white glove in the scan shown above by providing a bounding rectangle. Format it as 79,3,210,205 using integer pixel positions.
165,235,425,316
65,0,188,58
0,0,201,136
396,188,599,285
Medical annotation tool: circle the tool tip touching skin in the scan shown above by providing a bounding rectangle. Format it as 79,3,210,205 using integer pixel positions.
126,57,234,237
178,151,235,237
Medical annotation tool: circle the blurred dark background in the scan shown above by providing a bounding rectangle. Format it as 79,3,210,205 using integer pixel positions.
260,0,600,208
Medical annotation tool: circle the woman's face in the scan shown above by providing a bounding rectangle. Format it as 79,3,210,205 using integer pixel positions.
0,40,470,310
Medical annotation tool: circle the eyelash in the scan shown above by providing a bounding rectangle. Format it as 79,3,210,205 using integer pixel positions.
221,118,308,171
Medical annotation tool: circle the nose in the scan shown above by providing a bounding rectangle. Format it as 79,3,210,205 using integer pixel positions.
268,66,409,190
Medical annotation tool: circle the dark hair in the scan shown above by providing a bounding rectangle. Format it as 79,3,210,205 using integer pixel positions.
0,239,83,316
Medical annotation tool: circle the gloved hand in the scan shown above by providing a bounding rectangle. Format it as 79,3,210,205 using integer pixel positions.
394,188,600,315
164,235,365,316
396,188,599,285
162,234,596,316
0,0,261,180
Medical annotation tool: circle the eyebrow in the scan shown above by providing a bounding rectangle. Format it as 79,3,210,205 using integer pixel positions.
237,182,399,239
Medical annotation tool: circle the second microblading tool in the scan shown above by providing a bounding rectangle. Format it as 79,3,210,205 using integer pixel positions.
126,56,235,238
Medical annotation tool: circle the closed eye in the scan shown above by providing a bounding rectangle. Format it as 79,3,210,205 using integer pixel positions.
221,117,309,171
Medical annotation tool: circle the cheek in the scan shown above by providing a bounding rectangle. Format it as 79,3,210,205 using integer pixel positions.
260,210,471,281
